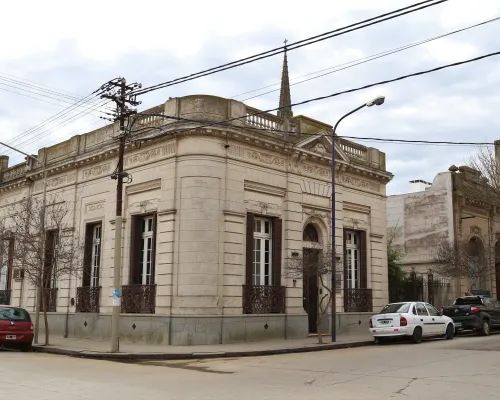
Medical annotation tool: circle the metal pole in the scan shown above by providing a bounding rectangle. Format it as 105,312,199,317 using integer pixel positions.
0,142,47,344
110,78,127,353
330,104,366,343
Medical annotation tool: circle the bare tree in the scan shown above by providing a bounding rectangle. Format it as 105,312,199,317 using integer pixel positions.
285,243,342,344
467,146,500,205
2,195,83,345
433,239,490,293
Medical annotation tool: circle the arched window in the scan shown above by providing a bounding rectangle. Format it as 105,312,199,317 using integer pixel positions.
303,224,319,242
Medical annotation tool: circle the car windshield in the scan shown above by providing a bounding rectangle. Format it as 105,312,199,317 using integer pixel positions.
0,307,30,321
379,303,411,314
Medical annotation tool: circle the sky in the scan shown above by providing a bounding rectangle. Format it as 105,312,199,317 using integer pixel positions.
1,0,499,195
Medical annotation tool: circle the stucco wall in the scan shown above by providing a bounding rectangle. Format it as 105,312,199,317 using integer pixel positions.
387,172,454,270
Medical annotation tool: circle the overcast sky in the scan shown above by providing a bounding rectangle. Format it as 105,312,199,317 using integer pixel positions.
1,0,499,194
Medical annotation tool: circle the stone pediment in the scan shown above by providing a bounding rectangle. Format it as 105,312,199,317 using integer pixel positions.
295,133,349,162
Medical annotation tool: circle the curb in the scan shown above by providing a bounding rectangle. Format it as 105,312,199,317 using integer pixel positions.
31,340,373,361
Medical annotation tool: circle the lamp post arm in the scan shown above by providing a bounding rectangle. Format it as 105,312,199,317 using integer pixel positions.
0,142,42,167
332,104,367,135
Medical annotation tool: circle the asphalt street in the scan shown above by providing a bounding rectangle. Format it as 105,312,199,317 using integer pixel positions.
2,334,500,399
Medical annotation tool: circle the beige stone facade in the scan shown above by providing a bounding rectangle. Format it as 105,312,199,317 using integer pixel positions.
0,90,392,345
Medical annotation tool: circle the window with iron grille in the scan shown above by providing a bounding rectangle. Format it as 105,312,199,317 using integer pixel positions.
343,229,367,290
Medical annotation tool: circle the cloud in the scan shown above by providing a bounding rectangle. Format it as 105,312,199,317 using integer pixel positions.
1,0,500,196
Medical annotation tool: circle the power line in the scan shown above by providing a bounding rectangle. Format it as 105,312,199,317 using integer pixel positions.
0,71,81,98
141,49,500,143
133,0,447,96
0,99,112,157
237,16,500,102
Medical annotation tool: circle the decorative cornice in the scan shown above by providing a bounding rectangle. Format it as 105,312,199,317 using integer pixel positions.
344,202,371,214
126,178,162,195
244,181,286,197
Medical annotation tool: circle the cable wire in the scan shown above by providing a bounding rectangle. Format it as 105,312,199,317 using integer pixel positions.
140,49,500,143
237,16,500,101
134,0,447,95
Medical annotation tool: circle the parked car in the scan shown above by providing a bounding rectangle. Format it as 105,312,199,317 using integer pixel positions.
369,301,455,344
0,306,34,351
442,296,500,336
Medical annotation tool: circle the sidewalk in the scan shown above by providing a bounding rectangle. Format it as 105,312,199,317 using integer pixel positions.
32,334,373,361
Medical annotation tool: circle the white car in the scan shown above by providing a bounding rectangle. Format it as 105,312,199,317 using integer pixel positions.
369,301,456,344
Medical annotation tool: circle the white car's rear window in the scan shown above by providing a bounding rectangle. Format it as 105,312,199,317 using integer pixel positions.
380,303,411,314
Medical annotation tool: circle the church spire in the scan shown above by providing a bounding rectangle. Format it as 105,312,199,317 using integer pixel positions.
277,39,293,120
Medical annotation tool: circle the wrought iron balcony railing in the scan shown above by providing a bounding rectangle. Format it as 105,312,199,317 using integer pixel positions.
41,288,58,312
343,288,373,312
242,285,286,314
76,286,101,313
0,289,11,305
121,284,156,314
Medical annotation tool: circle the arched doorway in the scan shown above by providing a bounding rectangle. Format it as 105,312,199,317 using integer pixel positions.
302,223,320,334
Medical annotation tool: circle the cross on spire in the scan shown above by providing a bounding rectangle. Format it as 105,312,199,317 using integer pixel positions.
284,38,288,48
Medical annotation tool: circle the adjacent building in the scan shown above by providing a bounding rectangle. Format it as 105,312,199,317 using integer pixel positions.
387,161,500,307
0,53,392,345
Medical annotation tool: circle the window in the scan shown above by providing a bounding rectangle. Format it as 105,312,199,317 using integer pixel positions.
345,231,360,289
130,214,157,286
90,225,101,287
245,214,282,288
0,240,11,291
83,223,102,287
44,230,59,288
380,302,411,314
303,224,319,242
416,303,428,316
253,217,272,286
140,216,154,285
425,303,440,316
0,307,31,322
412,305,417,315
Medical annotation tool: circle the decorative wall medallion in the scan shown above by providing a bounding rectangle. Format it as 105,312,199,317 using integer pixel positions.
46,176,67,189
85,201,105,214
470,225,481,235
227,145,285,168
82,164,111,180
302,207,329,219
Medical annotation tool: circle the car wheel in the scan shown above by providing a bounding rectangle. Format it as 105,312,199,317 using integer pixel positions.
18,343,32,352
374,337,384,345
445,323,454,340
480,319,491,336
412,326,423,344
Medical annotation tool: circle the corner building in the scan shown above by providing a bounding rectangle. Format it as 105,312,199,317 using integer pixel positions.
0,55,392,345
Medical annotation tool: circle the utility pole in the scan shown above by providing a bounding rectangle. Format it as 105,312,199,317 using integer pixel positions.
100,78,141,352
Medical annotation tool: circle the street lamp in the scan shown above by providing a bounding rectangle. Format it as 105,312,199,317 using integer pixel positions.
0,141,47,344
330,95,385,343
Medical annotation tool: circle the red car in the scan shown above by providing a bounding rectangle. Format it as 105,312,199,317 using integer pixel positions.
0,306,34,351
